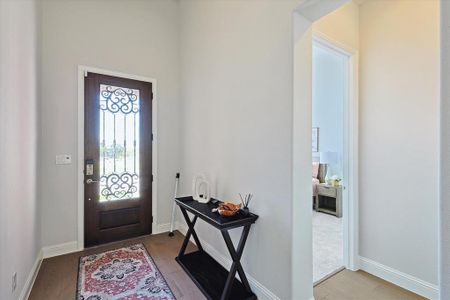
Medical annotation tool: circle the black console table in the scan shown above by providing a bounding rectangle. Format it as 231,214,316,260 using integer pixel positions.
175,196,259,300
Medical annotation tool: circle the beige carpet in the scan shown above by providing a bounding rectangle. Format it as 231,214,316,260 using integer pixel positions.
313,211,343,283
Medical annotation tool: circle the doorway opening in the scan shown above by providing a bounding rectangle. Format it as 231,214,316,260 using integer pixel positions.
81,70,155,248
292,2,359,298
312,36,351,284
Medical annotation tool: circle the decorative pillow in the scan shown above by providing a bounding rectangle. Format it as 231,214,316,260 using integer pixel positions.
312,162,319,178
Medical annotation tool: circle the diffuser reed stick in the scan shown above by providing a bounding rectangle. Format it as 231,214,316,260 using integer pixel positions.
239,193,253,208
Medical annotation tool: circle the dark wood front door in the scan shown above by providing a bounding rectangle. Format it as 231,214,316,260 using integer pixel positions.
84,72,152,247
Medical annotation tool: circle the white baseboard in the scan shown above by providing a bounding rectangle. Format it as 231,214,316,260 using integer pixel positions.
176,222,188,235
20,241,78,299
153,222,173,234
359,256,438,300
42,241,79,259
19,249,43,300
43,223,174,259
177,222,280,300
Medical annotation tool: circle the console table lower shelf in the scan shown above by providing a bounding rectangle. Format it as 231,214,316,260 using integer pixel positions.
176,250,255,300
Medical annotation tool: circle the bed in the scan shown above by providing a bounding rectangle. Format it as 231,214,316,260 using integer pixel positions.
312,162,326,209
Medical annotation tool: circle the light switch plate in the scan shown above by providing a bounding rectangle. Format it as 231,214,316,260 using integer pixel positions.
55,154,72,165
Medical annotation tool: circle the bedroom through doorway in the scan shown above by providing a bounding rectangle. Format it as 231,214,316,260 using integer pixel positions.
312,35,352,284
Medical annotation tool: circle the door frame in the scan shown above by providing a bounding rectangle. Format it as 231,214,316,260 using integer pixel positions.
312,31,359,271
77,65,158,250
292,2,357,297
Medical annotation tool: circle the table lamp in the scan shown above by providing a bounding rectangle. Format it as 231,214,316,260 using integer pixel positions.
320,151,338,184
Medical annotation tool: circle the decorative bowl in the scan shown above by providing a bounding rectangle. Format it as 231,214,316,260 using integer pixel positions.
218,202,241,217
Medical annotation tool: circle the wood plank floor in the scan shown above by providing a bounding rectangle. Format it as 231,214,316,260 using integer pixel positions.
29,231,205,300
30,231,425,300
314,269,426,300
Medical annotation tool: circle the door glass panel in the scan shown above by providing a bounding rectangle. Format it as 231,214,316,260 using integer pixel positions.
99,84,140,201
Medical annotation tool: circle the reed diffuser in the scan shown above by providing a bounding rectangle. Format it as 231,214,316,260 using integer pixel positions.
238,193,253,216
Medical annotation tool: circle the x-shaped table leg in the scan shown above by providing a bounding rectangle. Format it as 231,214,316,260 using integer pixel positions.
220,225,252,300
178,207,204,257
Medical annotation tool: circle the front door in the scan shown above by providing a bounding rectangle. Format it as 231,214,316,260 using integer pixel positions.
84,72,153,247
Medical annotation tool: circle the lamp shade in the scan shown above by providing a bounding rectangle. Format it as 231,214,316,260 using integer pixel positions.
320,151,338,164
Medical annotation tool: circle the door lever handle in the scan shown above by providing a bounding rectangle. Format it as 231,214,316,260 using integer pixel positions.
86,178,99,184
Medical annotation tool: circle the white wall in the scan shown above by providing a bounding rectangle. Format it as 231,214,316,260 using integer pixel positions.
39,0,180,247
178,1,297,298
359,0,439,285
312,45,345,177
313,1,359,51
440,2,450,298
0,0,40,299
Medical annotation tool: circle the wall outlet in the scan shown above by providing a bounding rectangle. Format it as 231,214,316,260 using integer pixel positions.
12,272,17,293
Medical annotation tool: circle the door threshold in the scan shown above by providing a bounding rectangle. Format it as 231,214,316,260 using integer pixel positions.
314,266,345,286
83,233,153,251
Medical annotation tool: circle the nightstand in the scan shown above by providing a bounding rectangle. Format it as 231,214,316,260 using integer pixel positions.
316,183,342,218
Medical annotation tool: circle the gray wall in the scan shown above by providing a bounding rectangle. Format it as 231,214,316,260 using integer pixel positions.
39,0,180,246
178,1,298,298
0,0,40,298
312,45,345,177
359,0,439,285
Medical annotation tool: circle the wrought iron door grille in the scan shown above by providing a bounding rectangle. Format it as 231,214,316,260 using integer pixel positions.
99,84,140,201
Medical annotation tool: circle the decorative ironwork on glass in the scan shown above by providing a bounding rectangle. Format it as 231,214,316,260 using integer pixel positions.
100,85,139,114
99,84,140,201
100,172,139,200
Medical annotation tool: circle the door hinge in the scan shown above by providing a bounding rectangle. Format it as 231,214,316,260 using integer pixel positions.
151,133,153,141
152,174,154,182
151,216,154,223
84,70,88,77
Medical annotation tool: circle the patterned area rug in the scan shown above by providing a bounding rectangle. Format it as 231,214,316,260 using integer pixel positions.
77,244,176,300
